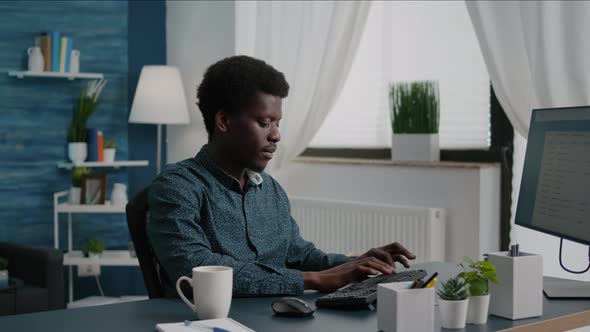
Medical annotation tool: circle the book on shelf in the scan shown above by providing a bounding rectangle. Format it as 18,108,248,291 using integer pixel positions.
40,33,51,72
50,31,60,72
98,130,104,162
87,128,104,162
65,37,73,72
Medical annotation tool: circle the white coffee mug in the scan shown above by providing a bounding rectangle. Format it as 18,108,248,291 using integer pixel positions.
176,266,233,319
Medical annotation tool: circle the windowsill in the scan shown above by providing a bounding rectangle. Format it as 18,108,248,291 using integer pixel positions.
294,156,499,169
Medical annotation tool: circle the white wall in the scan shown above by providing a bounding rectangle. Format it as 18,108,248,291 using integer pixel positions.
275,161,501,263
166,0,235,162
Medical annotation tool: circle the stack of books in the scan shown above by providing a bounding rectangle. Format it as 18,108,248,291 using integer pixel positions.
87,129,104,162
35,32,74,72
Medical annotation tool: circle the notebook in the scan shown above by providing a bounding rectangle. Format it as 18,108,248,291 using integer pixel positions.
155,318,255,332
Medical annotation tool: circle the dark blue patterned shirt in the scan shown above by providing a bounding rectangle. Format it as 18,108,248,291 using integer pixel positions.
147,145,351,296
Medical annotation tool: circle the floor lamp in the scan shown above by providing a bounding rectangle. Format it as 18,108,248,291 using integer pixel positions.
128,66,190,174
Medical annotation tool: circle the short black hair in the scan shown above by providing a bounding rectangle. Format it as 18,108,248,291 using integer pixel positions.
197,55,289,139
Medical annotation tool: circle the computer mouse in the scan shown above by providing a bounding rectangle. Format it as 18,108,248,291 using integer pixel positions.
271,297,315,317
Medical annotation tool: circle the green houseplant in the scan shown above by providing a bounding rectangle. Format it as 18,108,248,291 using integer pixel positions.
459,256,500,324
0,256,8,288
82,239,104,258
389,80,440,161
103,140,116,163
67,79,107,163
437,276,468,329
70,167,90,204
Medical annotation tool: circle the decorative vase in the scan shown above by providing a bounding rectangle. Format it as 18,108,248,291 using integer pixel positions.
0,270,8,288
27,46,44,72
69,187,81,205
467,294,490,324
111,183,128,205
68,142,87,163
103,148,116,163
438,298,468,329
391,133,439,162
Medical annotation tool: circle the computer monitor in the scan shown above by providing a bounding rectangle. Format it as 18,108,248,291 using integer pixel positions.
515,106,590,298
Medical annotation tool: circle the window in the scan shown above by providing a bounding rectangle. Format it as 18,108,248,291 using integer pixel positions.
309,1,490,150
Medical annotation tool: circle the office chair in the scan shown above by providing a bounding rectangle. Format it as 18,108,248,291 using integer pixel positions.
0,242,65,315
125,187,165,298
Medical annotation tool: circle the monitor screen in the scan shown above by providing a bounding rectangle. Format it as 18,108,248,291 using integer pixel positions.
515,106,590,245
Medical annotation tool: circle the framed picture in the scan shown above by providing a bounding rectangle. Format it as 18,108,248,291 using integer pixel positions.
81,174,107,205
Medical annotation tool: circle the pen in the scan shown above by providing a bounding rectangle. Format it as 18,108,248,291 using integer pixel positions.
421,272,439,289
424,277,438,288
410,278,422,289
183,320,230,332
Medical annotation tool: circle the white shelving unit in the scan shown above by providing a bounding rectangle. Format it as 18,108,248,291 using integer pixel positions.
57,160,149,170
53,160,148,305
8,71,104,80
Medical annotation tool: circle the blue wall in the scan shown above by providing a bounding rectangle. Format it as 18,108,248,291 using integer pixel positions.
0,0,165,299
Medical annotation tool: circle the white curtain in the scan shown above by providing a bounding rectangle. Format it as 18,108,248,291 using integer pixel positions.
466,1,590,280
466,0,590,138
235,1,371,173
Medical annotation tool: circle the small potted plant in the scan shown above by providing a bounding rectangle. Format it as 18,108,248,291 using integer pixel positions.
103,140,116,163
0,256,8,288
459,256,500,324
389,80,440,161
437,276,468,329
67,79,107,163
82,239,104,259
70,167,90,204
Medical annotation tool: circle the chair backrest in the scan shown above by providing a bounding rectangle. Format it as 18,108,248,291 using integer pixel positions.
125,186,165,298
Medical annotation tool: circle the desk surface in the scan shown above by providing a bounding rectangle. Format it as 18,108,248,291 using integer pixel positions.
1,262,589,332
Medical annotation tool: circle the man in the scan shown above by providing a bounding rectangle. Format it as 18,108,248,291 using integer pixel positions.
148,55,416,297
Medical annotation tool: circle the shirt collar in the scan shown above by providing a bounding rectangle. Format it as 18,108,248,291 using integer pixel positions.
195,145,264,191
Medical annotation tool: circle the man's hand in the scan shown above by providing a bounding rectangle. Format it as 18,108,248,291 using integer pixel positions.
304,257,394,293
303,242,416,293
357,242,416,272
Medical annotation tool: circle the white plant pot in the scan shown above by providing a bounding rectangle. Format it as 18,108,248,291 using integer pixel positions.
392,133,439,162
103,148,116,163
68,142,87,163
69,187,81,205
438,298,468,329
0,270,8,288
88,253,101,259
467,294,490,324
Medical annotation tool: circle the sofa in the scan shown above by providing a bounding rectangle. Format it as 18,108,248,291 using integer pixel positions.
0,242,65,315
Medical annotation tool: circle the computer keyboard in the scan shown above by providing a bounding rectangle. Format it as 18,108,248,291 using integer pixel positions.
315,269,427,309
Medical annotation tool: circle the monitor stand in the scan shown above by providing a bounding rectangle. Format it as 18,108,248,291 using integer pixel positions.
544,276,590,299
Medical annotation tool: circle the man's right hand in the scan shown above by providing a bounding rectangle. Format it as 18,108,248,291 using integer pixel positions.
303,257,395,293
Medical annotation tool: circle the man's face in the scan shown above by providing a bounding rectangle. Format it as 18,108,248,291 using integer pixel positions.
226,92,282,172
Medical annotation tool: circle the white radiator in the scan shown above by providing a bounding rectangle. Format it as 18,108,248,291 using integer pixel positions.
290,196,446,263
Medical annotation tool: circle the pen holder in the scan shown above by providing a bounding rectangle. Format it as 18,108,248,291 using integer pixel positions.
488,251,543,320
377,282,434,332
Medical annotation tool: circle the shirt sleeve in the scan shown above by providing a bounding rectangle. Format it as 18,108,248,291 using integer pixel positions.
147,168,304,296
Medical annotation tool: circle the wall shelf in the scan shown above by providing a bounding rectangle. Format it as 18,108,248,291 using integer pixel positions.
56,202,126,213
57,160,149,169
63,250,139,266
8,71,104,80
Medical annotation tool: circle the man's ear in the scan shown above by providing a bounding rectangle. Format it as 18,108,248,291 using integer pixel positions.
214,110,232,134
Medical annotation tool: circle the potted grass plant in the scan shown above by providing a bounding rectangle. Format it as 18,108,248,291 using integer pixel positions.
70,167,90,204
82,239,104,259
103,140,116,163
0,256,8,288
389,80,440,161
459,256,500,324
437,276,468,329
67,79,107,163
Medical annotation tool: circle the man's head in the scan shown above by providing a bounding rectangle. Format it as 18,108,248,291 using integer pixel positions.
197,56,289,172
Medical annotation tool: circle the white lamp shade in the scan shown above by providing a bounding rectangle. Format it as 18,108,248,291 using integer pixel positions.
129,65,190,124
